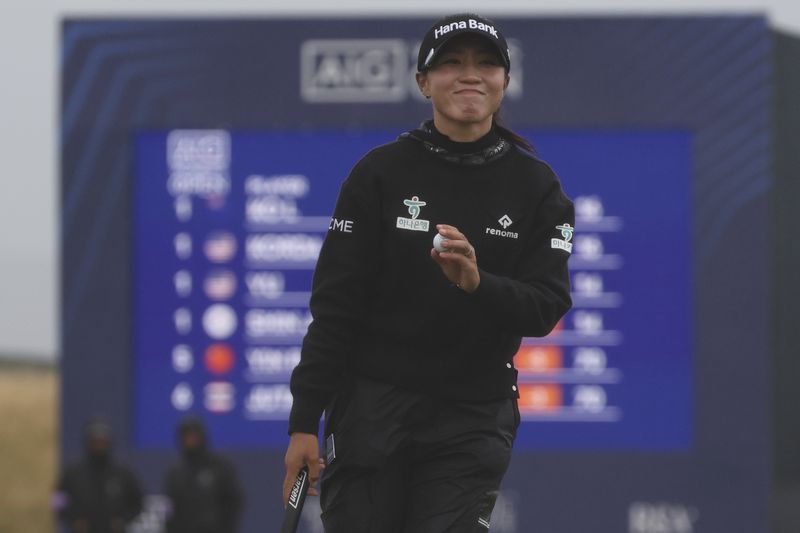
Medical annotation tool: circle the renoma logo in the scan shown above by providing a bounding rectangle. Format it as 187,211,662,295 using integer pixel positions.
301,39,524,103
486,214,518,239
301,40,408,103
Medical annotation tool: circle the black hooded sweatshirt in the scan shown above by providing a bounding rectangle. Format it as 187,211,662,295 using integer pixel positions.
289,122,574,435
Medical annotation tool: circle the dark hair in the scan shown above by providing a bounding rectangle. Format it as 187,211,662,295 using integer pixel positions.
493,112,536,154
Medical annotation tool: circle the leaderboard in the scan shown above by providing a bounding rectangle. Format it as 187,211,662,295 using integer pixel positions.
515,194,625,423
134,129,693,450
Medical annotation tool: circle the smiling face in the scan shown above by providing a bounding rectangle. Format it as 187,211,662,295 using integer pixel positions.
416,33,509,141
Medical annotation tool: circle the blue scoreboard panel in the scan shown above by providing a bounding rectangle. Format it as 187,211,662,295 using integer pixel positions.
134,129,692,450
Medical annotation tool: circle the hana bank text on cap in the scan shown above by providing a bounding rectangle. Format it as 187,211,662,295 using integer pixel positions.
417,14,511,72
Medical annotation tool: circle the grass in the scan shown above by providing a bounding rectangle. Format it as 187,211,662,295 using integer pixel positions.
0,364,57,533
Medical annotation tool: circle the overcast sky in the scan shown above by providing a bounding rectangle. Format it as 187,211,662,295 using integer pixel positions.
1,0,798,360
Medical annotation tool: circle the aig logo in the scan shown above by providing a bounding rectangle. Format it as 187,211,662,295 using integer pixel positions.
301,40,408,103
301,39,524,103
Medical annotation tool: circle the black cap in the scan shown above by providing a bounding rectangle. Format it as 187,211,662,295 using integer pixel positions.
417,13,510,72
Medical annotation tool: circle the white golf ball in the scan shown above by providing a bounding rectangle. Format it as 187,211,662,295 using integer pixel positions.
433,233,448,253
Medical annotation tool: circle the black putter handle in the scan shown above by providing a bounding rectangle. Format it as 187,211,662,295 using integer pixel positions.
280,466,310,533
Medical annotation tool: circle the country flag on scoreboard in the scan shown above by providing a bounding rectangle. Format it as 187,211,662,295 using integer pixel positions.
204,381,235,413
204,269,237,300
205,343,236,375
517,384,563,413
204,231,237,263
515,346,563,374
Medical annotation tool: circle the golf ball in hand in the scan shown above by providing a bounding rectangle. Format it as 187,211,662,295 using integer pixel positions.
433,233,448,253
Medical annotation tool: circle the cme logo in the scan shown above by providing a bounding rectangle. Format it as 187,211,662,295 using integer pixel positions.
300,39,523,103
300,40,408,102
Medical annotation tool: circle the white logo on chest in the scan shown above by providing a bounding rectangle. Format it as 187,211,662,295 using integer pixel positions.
396,195,430,232
486,214,518,239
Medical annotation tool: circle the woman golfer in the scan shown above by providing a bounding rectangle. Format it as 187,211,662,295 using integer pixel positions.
283,13,574,533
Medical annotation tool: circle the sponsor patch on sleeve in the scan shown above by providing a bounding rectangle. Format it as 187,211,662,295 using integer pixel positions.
551,223,574,253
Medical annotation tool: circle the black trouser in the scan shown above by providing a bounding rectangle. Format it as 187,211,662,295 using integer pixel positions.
320,377,518,533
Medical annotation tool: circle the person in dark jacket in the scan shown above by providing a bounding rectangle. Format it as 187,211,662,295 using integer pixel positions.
53,419,144,533
283,12,574,533
164,416,243,533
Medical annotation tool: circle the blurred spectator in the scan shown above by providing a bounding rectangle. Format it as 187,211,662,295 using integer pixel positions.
53,419,144,533
164,416,243,533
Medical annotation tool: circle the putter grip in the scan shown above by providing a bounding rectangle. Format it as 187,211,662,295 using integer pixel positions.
280,466,310,533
